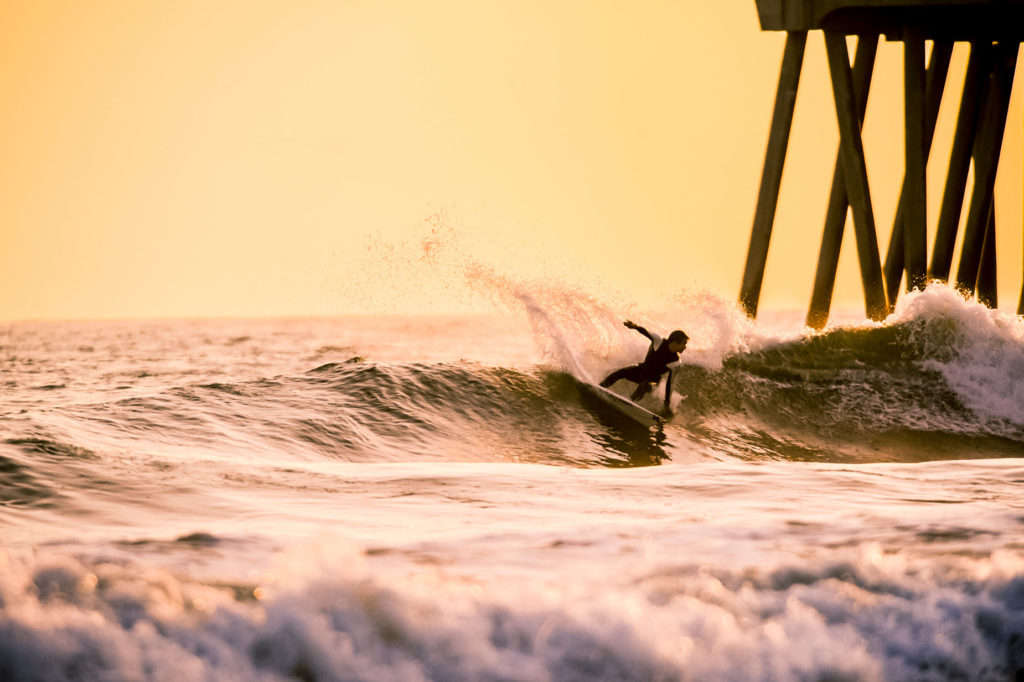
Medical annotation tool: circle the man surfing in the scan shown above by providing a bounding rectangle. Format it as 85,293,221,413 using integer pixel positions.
600,320,688,413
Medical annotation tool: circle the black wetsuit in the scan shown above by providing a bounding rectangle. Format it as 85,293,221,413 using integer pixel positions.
600,325,681,404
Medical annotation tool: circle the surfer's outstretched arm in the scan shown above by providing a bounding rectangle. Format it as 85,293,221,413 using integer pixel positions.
623,320,654,341
663,369,673,407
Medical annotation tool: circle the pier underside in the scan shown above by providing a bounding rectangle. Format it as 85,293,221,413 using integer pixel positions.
739,0,1024,326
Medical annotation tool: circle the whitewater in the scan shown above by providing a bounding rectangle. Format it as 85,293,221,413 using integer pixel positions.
2,284,1024,681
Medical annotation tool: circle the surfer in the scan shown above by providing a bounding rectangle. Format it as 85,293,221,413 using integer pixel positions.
600,320,688,410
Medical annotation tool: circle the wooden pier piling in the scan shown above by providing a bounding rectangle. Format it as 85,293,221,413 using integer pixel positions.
929,41,989,282
806,35,878,329
902,28,927,294
977,205,998,307
955,42,1017,295
824,29,889,320
883,40,951,303
740,31,807,319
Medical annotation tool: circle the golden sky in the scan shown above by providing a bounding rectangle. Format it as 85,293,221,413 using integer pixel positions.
1,1,1021,320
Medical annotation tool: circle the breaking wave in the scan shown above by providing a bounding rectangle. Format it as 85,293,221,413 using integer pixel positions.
2,540,1022,682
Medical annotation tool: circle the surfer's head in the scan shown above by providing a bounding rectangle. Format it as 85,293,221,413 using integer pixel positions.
668,330,688,353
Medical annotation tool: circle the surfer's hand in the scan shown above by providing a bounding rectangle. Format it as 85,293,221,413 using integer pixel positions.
623,320,636,330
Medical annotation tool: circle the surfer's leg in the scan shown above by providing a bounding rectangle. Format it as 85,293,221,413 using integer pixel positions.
630,382,653,401
600,366,639,388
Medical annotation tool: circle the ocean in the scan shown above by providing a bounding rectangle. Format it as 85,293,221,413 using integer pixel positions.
2,283,1023,681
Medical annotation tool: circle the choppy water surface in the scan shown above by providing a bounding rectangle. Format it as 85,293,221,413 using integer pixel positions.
2,285,1023,681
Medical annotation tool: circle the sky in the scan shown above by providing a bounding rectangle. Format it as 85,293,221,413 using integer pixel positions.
1,0,1022,321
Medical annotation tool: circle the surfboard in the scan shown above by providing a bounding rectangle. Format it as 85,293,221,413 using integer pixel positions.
578,381,665,428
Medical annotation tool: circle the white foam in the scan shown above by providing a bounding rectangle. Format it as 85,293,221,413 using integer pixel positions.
1,540,1022,681
890,284,1024,427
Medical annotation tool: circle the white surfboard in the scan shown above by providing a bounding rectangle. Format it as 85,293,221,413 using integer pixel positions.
579,381,665,428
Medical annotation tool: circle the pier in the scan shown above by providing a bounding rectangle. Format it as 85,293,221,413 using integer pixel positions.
738,0,1024,326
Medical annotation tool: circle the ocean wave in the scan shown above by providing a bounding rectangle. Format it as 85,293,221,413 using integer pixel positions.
2,284,1021,472
481,279,1024,459
4,350,1020,478
1,542,1021,682
666,286,1024,460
